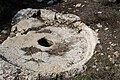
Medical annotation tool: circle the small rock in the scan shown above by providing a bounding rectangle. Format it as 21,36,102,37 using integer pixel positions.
75,3,82,7
95,29,99,32
111,43,116,46
108,55,111,58
107,47,110,50
100,53,104,55
92,65,97,68
104,28,108,30
81,5,85,7
76,9,79,11
109,58,115,63
96,68,99,71
96,23,102,28
68,8,72,10
98,11,102,14
47,0,54,5
1,30,7,34
113,51,119,57
0,70,3,75
109,41,112,44
105,66,109,69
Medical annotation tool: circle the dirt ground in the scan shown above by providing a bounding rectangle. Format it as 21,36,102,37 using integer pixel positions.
0,0,120,80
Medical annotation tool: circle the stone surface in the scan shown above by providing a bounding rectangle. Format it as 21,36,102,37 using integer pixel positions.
0,9,98,79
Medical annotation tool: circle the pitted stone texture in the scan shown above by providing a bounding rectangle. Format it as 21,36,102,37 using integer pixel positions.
0,9,98,79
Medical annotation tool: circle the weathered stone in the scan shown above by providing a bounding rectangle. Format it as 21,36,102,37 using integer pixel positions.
12,8,39,25
40,9,56,21
56,13,80,24
0,9,98,79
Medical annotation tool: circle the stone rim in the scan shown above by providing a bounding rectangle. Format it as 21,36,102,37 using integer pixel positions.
0,8,98,79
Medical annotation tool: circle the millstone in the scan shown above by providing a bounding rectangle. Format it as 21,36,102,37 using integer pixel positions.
0,8,98,79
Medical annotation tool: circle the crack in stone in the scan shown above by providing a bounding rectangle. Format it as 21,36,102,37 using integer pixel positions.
24,58,45,63
36,29,52,33
0,54,19,67
21,24,47,35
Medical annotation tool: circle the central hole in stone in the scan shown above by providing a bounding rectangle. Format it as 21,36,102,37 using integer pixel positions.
38,37,53,47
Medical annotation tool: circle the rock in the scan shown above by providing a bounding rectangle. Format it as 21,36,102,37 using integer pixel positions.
40,9,56,21
75,3,82,8
12,8,39,25
47,0,54,5
56,13,80,24
1,30,7,34
0,9,98,79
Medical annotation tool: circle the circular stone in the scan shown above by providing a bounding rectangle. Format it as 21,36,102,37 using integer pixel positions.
0,9,98,79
